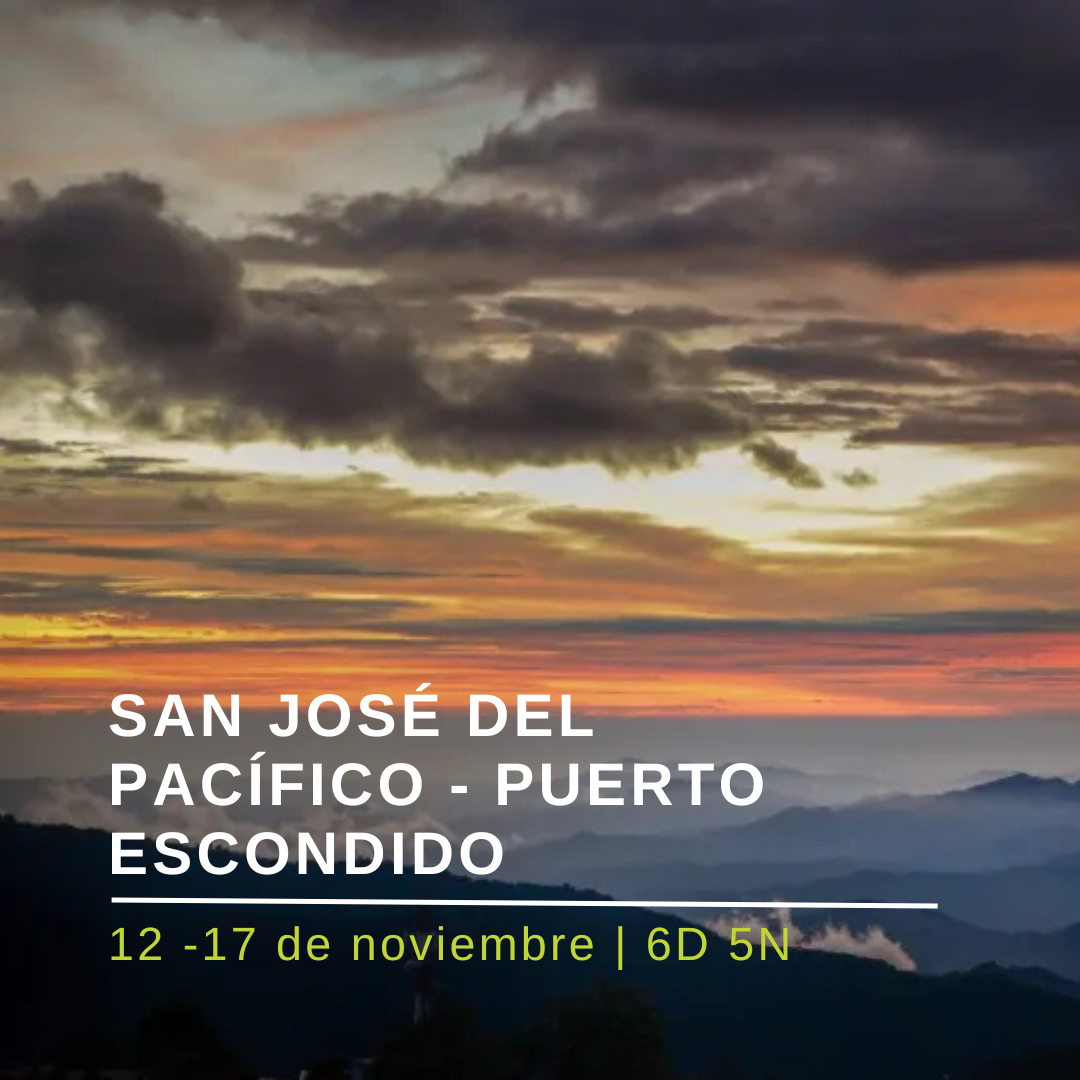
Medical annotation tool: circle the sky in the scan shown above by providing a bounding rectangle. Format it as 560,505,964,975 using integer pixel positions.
2,0,1079,789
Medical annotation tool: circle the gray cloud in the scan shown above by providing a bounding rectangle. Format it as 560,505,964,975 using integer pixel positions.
725,320,1080,448
500,296,734,334
38,0,1080,140
242,118,1080,277
741,436,824,490
19,0,1080,278
0,436,72,457
1,177,760,474
838,467,877,489
758,296,847,316
0,173,242,349
239,188,756,286
0,305,79,381
9,168,1080,470
850,387,1080,448
454,108,779,213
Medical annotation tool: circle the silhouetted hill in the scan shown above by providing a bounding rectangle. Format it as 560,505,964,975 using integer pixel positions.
5,818,1080,1079
966,963,1080,1001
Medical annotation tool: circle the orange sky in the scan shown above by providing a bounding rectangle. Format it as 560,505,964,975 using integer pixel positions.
2,459,1078,722
3,4,1080,750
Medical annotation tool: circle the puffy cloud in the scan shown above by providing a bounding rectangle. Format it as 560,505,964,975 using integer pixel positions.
798,923,917,972
0,173,242,349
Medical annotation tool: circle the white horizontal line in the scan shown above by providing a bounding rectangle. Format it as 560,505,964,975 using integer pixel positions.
112,897,937,909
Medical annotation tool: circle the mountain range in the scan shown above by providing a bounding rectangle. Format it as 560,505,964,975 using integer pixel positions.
5,817,1080,1080
496,773,1080,884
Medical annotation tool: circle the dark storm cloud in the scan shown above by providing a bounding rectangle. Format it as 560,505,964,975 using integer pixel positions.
0,174,242,349
436,84,1080,277
42,0,1080,137
24,0,1080,274
0,177,758,474
802,139,1080,271
242,120,1080,276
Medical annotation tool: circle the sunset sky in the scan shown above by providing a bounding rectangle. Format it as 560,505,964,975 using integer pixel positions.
2,0,1080,785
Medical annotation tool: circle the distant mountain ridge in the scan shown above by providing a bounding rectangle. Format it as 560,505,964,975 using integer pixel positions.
0,763,891,846
497,772,1080,883
959,773,1080,801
